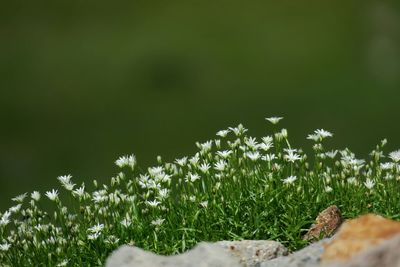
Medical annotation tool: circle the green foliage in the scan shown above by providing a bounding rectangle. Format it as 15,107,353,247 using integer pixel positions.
0,118,399,266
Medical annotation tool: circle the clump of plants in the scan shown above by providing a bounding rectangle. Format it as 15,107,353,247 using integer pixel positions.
1,117,400,266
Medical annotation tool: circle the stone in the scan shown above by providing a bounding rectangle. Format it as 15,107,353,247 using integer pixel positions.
106,240,288,267
106,242,242,267
322,234,400,267
303,205,343,242
321,213,400,263
261,237,332,267
215,240,288,266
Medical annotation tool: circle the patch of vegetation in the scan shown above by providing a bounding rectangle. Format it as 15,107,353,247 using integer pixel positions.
1,117,399,266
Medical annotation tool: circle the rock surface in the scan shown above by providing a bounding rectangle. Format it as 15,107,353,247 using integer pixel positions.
321,213,400,263
106,240,287,267
303,205,343,242
323,234,400,267
261,238,332,267
215,240,288,266
106,242,242,267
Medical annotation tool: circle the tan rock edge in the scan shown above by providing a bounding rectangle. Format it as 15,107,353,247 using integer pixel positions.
321,213,400,263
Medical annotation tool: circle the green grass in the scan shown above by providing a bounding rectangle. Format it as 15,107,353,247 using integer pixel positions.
1,117,400,266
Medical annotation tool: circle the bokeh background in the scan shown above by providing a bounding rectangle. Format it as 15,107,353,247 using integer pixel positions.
1,1,400,210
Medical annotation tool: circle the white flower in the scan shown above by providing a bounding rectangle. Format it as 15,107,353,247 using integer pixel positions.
197,141,213,152
9,204,22,214
175,157,188,167
315,129,333,138
325,150,338,159
389,150,400,162
265,117,283,124
88,232,101,240
245,137,258,149
56,259,69,267
283,175,297,185
364,178,375,190
88,223,104,234
217,150,232,159
151,218,165,226
325,186,333,193
0,211,11,227
380,162,394,170
284,150,301,163
347,177,357,185
12,193,27,203
189,153,200,166
0,242,11,251
73,186,85,198
145,200,161,207
229,124,248,136
198,162,211,173
57,175,75,191
45,189,59,201
31,191,41,201
216,129,229,137
214,160,227,171
246,151,261,161
185,172,200,183
115,154,136,170
200,201,208,208
120,218,132,228
263,153,276,162
308,129,333,141
158,188,170,199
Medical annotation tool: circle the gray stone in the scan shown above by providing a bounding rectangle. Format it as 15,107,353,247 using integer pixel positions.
105,242,242,267
261,238,332,267
322,234,400,267
106,240,288,267
215,240,288,267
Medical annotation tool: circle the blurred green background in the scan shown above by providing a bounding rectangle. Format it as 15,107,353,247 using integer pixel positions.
1,1,400,210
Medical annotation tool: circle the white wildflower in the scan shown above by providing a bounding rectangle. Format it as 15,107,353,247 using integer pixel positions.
73,186,85,198
246,151,261,161
120,218,132,228
151,218,165,226
88,223,104,234
263,153,276,162
185,172,200,182
145,199,161,207
217,150,232,159
284,149,301,163
283,175,297,185
31,191,41,201
88,232,101,240
0,242,11,251
198,162,211,173
200,201,208,208
389,150,400,162
380,162,394,170
197,141,213,153
308,129,333,141
347,177,357,185
229,124,248,136
189,153,200,166
325,150,338,159
325,186,333,193
9,204,22,214
115,154,136,170
158,188,170,199
175,157,188,167
57,175,75,191
265,117,283,124
12,193,27,203
0,211,11,227
364,178,375,190
245,137,258,149
45,189,59,201
216,129,229,137
56,259,69,267
214,160,227,172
